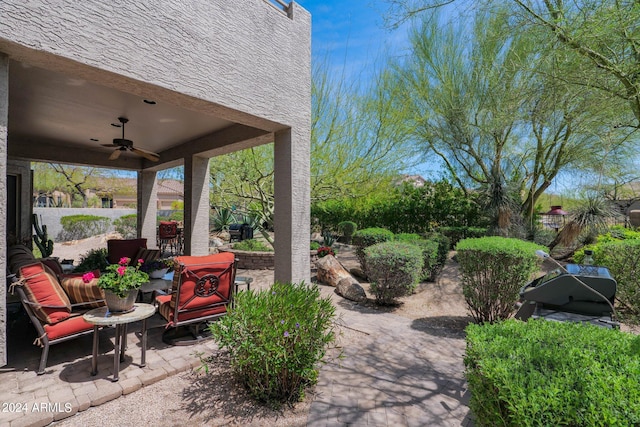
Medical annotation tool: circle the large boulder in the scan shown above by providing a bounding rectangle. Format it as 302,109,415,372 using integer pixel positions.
336,278,367,302
316,254,352,287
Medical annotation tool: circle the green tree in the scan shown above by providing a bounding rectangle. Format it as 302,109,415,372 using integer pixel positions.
394,7,635,234
385,0,640,127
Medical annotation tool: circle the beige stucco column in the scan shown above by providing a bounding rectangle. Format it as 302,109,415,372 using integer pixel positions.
274,128,310,284
183,155,210,255
137,170,158,248
0,53,9,367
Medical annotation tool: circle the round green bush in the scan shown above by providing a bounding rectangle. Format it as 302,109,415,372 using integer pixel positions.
352,227,394,271
113,214,137,239
208,282,336,406
337,221,357,243
364,241,424,305
233,239,273,252
456,236,544,323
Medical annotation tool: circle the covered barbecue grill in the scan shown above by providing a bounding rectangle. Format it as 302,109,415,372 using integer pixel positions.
515,264,619,329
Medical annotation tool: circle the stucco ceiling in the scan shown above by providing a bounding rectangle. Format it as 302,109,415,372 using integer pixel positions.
8,60,234,166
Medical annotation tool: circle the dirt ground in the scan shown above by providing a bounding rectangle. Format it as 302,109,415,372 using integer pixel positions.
50,235,637,425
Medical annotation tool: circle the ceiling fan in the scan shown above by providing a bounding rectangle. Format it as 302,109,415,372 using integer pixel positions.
101,117,160,162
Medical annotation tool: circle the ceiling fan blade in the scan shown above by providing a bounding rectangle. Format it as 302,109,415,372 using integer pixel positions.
101,143,117,148
109,149,122,160
131,147,160,162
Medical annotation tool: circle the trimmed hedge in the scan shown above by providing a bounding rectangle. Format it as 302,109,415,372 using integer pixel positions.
438,226,487,249
336,221,357,244
365,241,423,305
113,214,137,239
395,234,440,282
456,237,544,323
465,319,640,427
576,239,640,324
58,215,110,241
352,227,395,272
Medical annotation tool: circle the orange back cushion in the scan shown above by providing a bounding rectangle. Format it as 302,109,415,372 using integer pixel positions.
59,271,105,308
18,262,71,324
171,253,235,315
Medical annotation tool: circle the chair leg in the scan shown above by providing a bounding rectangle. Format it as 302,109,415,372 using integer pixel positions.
37,340,50,375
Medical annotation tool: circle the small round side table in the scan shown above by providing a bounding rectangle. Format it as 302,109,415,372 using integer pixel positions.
83,303,156,382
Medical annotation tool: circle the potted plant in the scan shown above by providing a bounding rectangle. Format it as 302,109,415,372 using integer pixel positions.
83,257,149,312
141,257,175,279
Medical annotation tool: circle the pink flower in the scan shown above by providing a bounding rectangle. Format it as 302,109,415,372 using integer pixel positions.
137,258,144,265
82,272,95,283
119,257,130,266
117,266,127,276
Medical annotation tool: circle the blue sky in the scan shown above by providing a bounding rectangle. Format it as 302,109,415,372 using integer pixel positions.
296,1,410,80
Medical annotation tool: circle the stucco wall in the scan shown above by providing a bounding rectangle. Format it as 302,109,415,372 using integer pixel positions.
0,0,311,131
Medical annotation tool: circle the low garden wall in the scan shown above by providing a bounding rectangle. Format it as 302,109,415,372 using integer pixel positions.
219,247,318,270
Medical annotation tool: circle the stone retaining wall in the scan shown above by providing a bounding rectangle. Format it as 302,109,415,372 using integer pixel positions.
219,247,318,270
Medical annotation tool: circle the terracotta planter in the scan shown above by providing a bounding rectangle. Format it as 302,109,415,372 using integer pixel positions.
104,289,139,312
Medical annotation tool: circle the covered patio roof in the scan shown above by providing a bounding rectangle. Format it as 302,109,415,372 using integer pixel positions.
0,0,311,368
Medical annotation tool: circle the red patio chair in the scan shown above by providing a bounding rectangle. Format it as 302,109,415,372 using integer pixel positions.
154,252,236,345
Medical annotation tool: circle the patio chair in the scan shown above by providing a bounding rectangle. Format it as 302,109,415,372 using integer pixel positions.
158,221,179,256
107,238,159,265
9,262,105,374
154,252,236,345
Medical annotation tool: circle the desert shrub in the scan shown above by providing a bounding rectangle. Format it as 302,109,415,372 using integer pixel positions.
336,221,357,243
395,233,422,242
395,234,439,282
233,239,273,252
456,237,544,323
73,248,109,273
208,282,336,406
113,214,137,239
311,180,488,234
58,215,110,241
465,319,640,427
423,232,451,271
438,226,487,249
577,239,640,324
365,241,423,305
352,227,394,271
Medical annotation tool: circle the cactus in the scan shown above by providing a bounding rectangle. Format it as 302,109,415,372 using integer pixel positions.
33,214,54,257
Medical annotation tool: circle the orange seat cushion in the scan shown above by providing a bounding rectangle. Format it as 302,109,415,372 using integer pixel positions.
18,262,71,324
43,315,94,340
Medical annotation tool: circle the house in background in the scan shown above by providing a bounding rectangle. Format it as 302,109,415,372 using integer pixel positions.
1,0,311,368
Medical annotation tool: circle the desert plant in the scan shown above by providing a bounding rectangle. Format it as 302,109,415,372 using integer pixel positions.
73,248,109,273
579,239,640,324
208,282,336,406
58,214,110,241
352,227,395,271
336,221,357,243
32,214,53,257
365,241,423,305
233,239,273,252
465,319,640,426
322,229,336,247
549,196,618,251
212,207,236,231
310,241,321,251
456,237,544,323
113,214,137,239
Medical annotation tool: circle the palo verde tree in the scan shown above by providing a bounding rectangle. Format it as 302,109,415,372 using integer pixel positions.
392,7,636,235
385,0,640,128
